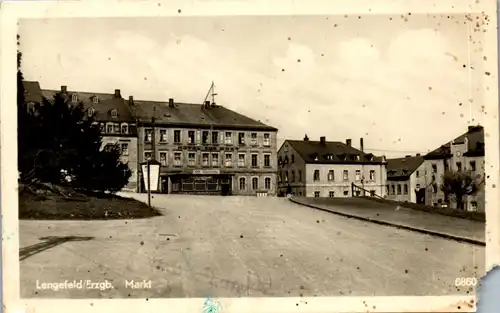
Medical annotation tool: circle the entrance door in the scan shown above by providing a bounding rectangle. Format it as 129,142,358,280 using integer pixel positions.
161,177,168,194
416,188,425,204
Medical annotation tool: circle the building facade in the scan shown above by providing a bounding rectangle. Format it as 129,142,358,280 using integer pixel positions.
386,155,426,203
277,136,388,198
423,125,485,212
131,98,278,196
35,84,139,191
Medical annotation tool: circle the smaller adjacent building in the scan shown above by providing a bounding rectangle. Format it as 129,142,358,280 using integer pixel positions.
386,155,426,204
277,135,388,198
423,125,485,212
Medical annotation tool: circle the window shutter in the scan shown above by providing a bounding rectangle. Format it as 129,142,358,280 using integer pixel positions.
220,132,224,144
196,130,201,143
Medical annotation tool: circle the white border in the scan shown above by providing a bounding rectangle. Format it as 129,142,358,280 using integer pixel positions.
1,0,498,313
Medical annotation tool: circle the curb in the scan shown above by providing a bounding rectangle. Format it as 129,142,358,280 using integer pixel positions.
289,198,485,246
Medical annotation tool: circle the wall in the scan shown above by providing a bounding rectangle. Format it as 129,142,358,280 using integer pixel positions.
304,163,387,198
386,163,426,203
137,126,278,195
101,136,138,191
276,141,307,196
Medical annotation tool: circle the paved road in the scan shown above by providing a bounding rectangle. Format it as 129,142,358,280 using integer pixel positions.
19,194,484,298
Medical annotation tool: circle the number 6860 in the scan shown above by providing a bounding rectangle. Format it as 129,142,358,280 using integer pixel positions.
454,277,478,287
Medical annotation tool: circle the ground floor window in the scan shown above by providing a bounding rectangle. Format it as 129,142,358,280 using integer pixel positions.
239,177,246,190
314,191,320,197
265,177,271,189
252,177,258,190
329,191,335,197
344,190,349,196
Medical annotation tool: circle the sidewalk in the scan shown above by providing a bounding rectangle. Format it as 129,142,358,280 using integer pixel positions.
290,196,485,246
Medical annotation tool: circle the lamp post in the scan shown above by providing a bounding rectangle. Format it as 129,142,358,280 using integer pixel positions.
141,106,161,207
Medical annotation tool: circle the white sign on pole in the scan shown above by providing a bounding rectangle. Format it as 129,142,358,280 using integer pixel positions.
141,164,160,192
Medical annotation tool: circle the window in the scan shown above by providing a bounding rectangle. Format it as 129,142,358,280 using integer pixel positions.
313,170,320,181
291,170,295,182
160,130,167,142
265,177,271,190
343,170,349,181
264,154,271,167
99,123,105,132
397,185,402,195
93,96,98,104
71,94,78,102
238,154,246,167
456,162,462,172
111,109,118,118
202,153,209,166
444,161,449,172
328,170,334,181
432,175,436,182
391,185,395,194
88,107,95,117
370,190,375,197
239,177,246,190
202,131,209,144
343,191,349,196
144,129,152,143
251,133,257,145
174,152,182,166
26,102,35,114
291,154,295,163
121,143,129,156
285,171,289,182
252,177,259,190
251,154,258,167
470,201,478,211
188,131,195,144
212,131,219,144
329,191,335,198
225,132,233,144
174,130,181,143
404,184,408,194
298,170,302,182
432,184,438,193
416,170,420,177
263,133,270,146
211,153,219,167
386,185,390,194
160,152,167,166
121,124,128,134
106,124,113,134
225,154,233,167
432,164,437,173
238,133,245,145
314,191,320,198
369,170,375,181
188,153,196,166
470,161,476,171
114,123,120,133
355,170,361,182
144,151,152,160
416,184,421,190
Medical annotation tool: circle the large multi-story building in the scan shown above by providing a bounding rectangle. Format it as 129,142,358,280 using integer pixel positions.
22,81,139,191
386,155,426,203
423,125,485,212
130,98,278,195
277,136,388,198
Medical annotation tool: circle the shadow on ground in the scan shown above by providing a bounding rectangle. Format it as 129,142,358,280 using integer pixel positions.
19,236,94,261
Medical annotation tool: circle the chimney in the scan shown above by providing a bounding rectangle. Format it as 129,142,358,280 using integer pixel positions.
168,98,174,107
204,100,210,108
360,138,364,152
61,85,67,93
114,89,121,98
468,125,475,132
416,153,421,156
346,139,352,146
128,95,134,105
320,136,326,144
303,134,309,141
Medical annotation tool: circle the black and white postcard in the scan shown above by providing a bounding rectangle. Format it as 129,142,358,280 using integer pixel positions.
1,1,499,313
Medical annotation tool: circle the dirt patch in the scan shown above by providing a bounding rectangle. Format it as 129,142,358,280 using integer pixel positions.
19,183,162,220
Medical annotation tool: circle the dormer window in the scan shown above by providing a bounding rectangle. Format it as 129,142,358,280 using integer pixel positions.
88,107,95,117
71,94,78,103
110,109,118,118
93,96,98,104
26,102,35,114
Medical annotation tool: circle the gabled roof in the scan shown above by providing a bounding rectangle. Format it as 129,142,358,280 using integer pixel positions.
22,81,43,103
41,89,135,123
130,99,277,131
387,155,424,179
424,125,484,159
283,139,386,165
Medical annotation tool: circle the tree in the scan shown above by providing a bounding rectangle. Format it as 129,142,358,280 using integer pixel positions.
440,170,483,210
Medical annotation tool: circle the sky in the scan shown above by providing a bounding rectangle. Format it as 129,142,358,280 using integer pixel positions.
19,15,487,158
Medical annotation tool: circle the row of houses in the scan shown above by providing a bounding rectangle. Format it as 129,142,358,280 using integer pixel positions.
22,81,485,211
